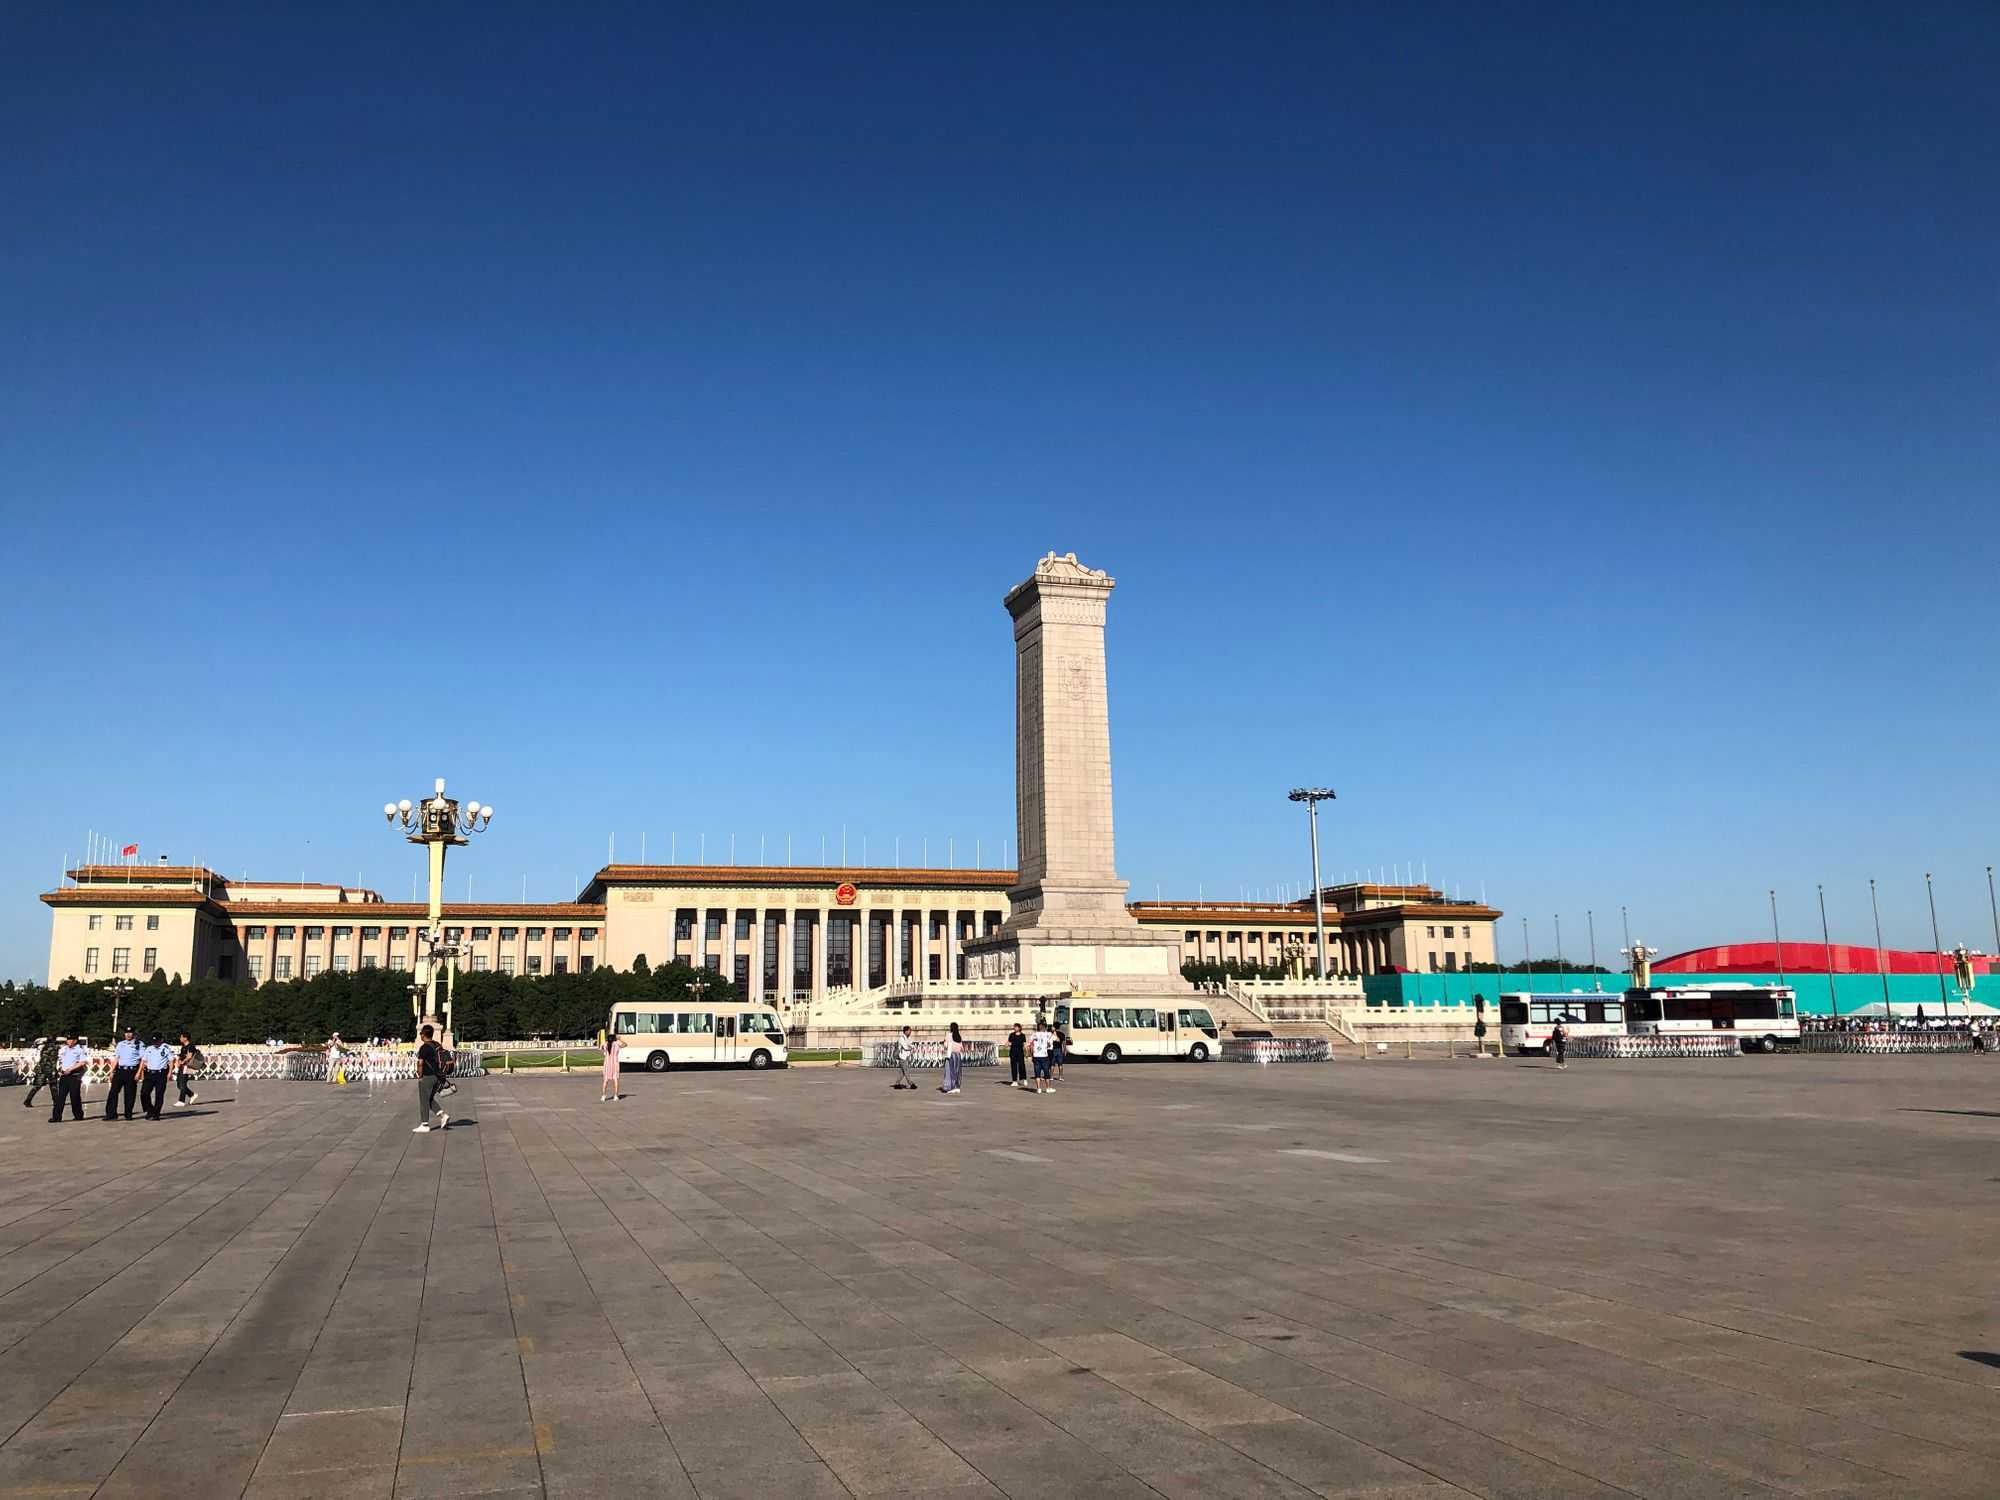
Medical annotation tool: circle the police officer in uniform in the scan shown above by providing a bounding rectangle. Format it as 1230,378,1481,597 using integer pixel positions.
104,1027,141,1120
138,1036,173,1119
50,1036,89,1122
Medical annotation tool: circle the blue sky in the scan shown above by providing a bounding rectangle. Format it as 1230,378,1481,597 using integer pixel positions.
2,3,1995,979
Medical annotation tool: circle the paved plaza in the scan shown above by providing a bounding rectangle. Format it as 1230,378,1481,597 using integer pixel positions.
0,1056,1995,1500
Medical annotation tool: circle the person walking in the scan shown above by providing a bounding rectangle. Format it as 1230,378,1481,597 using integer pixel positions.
1052,1022,1069,1085
104,1026,141,1120
49,1036,89,1123
601,1033,622,1102
413,1024,449,1132
1007,1023,1027,1088
1549,1019,1568,1070
174,1032,202,1107
138,1036,173,1120
891,1026,917,1089
21,1036,60,1111
938,1023,964,1094
1029,1017,1054,1095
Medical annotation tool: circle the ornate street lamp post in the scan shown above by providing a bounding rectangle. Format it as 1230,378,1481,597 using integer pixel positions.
108,977,133,1041
383,779,494,1042
1287,788,1336,980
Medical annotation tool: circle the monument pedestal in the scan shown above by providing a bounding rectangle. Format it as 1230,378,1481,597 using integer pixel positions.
960,552,1187,1000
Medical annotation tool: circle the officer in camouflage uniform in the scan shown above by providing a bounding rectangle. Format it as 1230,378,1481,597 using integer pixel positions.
21,1036,61,1110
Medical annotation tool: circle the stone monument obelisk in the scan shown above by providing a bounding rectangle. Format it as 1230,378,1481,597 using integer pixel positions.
961,552,1186,995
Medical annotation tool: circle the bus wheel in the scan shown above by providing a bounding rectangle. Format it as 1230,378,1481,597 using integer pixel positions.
1189,1043,1209,1062
749,1049,771,1070
1762,1035,1780,1054
647,1051,670,1072
1101,1044,1122,1065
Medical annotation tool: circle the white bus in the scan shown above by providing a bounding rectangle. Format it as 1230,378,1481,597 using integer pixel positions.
1624,985,1799,1053
1498,992,1626,1055
1051,1003,1221,1063
609,1005,789,1071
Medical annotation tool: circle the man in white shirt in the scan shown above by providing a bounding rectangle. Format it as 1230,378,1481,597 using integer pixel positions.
49,1037,89,1123
1029,1020,1055,1095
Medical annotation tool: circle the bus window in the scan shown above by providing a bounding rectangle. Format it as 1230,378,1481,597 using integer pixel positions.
1500,999,1528,1025
1131,1008,1158,1029
616,1012,653,1035
1626,994,1660,1023
743,1011,782,1038
1603,1003,1624,1024
1779,997,1794,1018
1052,1005,1069,1027
666,1012,714,1035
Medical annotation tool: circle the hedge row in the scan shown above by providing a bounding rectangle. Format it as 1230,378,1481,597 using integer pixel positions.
0,954,736,1046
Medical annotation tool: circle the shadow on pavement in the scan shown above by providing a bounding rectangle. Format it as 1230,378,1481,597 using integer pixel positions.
1959,1351,2000,1370
1900,1109,2000,1119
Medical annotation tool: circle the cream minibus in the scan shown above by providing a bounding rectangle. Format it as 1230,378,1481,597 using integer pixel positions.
1050,1003,1221,1063
609,1005,789,1071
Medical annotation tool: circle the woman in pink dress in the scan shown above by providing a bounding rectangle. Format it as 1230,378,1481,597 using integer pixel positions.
601,1034,622,1102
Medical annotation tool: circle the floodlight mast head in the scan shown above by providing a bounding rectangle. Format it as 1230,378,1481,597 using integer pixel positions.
1288,787,1337,804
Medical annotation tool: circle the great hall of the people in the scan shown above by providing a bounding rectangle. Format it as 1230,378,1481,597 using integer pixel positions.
42,863,1500,998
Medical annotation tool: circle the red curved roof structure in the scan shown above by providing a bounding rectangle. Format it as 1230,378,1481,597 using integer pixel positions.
1653,941,1995,975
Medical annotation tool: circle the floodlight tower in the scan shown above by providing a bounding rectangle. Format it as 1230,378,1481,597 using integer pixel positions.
383,779,494,1042
1287,788,1336,979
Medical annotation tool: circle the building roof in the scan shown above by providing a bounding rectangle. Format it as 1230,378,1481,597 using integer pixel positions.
220,902,607,919
42,888,214,909
1128,900,1502,926
65,865,222,885
42,888,606,920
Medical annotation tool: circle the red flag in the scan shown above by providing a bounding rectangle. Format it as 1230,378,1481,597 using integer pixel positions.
120,843,138,857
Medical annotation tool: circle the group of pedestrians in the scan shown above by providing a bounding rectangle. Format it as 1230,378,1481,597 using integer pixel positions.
884,1017,1070,1096
1006,1019,1066,1094
26,1029,204,1122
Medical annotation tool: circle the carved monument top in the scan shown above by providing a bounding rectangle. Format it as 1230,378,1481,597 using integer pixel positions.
1036,550,1112,585
1006,552,1114,613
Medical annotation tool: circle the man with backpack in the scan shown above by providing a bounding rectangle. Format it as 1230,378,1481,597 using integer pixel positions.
173,1031,203,1107
413,1025,449,1132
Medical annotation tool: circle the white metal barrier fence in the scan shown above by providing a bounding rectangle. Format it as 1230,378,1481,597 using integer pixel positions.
867,1040,999,1068
1221,1037,1332,1063
5,1046,484,1084
1799,1031,1993,1055
1571,1035,1741,1059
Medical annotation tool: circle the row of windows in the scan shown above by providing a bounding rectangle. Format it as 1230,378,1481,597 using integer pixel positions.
1425,925,1461,939
674,915,999,942
87,914,160,931
236,925,597,943
1184,930,1299,944
1426,951,1476,971
82,947,158,974
241,953,594,980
